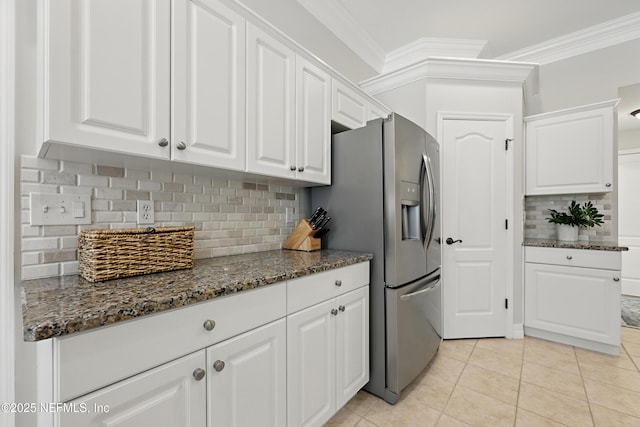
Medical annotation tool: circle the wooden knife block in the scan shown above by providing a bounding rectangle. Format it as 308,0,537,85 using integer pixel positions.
283,220,321,251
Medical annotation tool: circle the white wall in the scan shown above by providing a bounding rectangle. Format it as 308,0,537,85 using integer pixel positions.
620,129,640,151
528,38,640,115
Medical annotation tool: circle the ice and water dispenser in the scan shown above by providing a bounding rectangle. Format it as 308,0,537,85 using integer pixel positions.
400,181,420,240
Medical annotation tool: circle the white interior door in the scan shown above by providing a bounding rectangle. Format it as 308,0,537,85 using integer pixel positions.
440,116,510,338
619,151,640,296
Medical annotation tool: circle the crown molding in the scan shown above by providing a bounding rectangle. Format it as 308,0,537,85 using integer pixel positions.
382,38,488,73
297,0,386,72
498,11,640,64
360,57,539,98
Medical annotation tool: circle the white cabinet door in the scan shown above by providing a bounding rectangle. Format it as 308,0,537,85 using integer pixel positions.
172,0,246,170
335,286,369,409
207,319,286,427
246,24,296,179
58,351,206,427
525,262,621,346
296,56,331,185
287,298,336,427
331,78,367,130
525,100,617,195
43,0,171,159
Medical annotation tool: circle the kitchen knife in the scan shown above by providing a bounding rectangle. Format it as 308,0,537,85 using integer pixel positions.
312,212,327,229
315,216,331,230
308,206,324,224
313,228,330,238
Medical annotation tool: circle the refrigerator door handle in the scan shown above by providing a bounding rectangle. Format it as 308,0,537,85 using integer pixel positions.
421,153,436,250
400,274,441,301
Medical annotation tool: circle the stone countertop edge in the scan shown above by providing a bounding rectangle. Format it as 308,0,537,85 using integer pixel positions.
21,249,373,342
523,239,629,252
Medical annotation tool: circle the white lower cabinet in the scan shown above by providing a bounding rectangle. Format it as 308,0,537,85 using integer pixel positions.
287,286,369,427
207,319,286,427
524,247,621,355
59,351,207,427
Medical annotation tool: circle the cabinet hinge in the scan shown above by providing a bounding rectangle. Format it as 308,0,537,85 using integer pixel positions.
505,219,508,230
505,138,513,150
505,299,509,309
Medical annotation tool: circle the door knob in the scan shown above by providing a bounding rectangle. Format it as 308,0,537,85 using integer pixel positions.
177,141,187,150
158,138,169,147
445,237,462,245
203,319,216,331
193,368,205,381
213,360,225,372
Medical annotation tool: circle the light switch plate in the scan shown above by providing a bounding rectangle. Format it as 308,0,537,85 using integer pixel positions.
30,193,92,225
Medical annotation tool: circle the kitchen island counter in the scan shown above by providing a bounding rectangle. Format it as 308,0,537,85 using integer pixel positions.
21,249,372,341
523,238,628,252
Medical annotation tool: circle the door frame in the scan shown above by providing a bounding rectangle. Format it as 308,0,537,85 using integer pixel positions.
618,149,640,296
436,112,515,338
0,0,15,421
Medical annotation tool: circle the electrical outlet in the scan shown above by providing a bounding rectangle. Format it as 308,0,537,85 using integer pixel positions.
285,207,294,225
136,200,155,225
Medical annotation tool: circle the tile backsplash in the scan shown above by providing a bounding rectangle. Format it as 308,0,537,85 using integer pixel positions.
524,193,612,241
20,155,300,280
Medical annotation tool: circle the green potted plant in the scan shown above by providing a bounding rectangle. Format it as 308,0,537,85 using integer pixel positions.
547,201,604,242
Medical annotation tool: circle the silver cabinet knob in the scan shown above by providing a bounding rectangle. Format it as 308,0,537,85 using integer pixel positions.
203,319,216,331
177,141,187,150
335,280,342,287
290,165,296,171
605,183,612,187
614,277,620,282
338,305,345,312
213,360,225,372
331,308,338,316
298,167,304,172
158,138,169,147
566,255,573,260
193,368,205,381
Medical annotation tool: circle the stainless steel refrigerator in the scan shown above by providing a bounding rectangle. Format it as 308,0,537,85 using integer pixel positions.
311,113,441,404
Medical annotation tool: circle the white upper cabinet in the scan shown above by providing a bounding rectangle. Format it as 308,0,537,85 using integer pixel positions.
246,24,297,180
525,100,618,195
41,0,171,159
331,78,368,130
172,0,246,171
296,57,331,185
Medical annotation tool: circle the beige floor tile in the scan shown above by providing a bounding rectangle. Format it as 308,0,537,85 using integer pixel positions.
623,340,640,357
423,354,466,384
457,364,520,406
575,346,637,371
518,381,593,427
467,347,523,379
523,342,580,375
404,371,456,411
325,406,362,427
475,337,524,359
621,326,640,345
514,408,567,427
584,377,640,418
444,386,516,427
345,391,378,417
439,339,476,362
364,397,440,427
520,360,585,400
591,404,640,427
579,361,640,392
355,419,378,427
436,414,472,427
524,336,576,357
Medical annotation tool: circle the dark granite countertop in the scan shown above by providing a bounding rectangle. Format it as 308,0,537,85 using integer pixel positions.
523,238,628,252
21,249,372,342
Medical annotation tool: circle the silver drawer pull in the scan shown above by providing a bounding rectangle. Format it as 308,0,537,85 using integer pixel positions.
203,319,216,331
193,368,205,381
335,280,342,287
614,277,620,282
339,305,345,312
566,256,573,260
213,360,225,372
331,308,338,316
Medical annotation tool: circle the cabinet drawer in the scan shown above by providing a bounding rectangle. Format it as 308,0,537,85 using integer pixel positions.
287,262,370,314
525,247,621,271
54,282,286,402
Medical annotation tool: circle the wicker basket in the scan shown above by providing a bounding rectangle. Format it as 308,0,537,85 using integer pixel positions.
78,226,195,282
